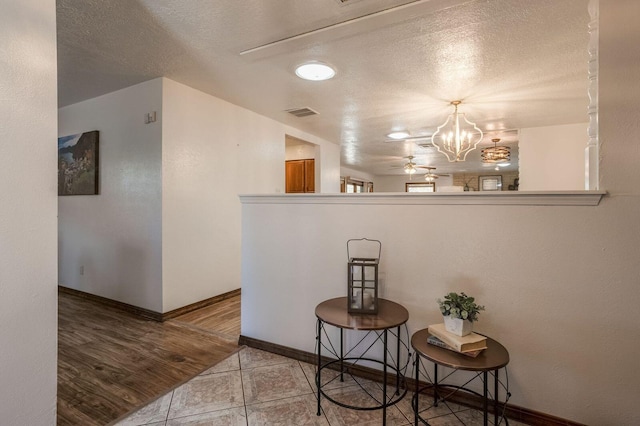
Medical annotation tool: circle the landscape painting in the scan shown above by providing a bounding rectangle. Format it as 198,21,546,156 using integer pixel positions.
58,130,99,195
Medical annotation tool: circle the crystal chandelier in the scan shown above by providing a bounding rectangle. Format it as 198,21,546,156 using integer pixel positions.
481,138,511,163
431,101,483,162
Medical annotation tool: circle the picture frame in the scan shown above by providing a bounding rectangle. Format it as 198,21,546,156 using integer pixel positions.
479,175,502,191
58,130,99,195
405,182,436,192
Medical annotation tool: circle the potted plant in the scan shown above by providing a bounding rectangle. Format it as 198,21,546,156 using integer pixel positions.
437,292,485,336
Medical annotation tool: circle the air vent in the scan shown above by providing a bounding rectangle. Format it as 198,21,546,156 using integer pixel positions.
417,142,434,148
285,107,319,118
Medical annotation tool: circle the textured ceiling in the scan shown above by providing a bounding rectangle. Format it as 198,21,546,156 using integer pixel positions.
57,0,590,176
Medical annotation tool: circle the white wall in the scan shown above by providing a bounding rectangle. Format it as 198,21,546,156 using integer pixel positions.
307,134,341,194
240,2,640,424
58,79,164,312
519,123,587,191
59,78,341,313
162,79,342,311
374,174,454,192
0,1,58,425
285,142,316,161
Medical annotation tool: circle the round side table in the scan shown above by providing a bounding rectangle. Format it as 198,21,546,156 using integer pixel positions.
315,297,410,426
411,328,510,426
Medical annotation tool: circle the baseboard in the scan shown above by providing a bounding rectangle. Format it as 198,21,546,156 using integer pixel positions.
238,335,586,426
58,286,241,322
162,288,241,320
59,286,163,321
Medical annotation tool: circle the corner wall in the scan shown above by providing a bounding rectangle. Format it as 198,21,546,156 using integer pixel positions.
58,79,163,312
161,79,340,311
161,79,284,310
0,1,58,424
58,77,340,313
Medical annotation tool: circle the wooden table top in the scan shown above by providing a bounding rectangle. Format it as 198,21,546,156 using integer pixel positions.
411,328,509,371
315,297,409,330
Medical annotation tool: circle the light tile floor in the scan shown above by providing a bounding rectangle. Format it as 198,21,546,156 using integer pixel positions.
115,347,526,426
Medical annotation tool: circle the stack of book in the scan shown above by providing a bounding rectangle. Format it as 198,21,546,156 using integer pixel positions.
427,323,487,358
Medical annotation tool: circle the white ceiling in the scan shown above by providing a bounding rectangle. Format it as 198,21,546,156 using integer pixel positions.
57,0,590,176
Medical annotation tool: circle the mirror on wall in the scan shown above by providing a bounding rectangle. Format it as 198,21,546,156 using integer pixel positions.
336,0,595,193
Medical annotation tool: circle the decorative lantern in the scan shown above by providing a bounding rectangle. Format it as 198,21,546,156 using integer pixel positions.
347,238,381,314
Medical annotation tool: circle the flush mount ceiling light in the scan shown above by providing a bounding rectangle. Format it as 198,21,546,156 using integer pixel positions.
295,62,336,81
431,101,483,162
387,131,410,140
481,138,511,163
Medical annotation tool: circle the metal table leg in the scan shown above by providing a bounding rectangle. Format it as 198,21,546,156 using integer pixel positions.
414,355,419,425
396,326,400,395
433,363,438,407
494,369,499,426
483,371,488,426
340,328,344,382
383,329,388,426
317,319,322,416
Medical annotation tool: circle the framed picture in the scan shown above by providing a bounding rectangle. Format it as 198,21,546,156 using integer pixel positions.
405,182,436,192
479,175,502,191
58,130,99,195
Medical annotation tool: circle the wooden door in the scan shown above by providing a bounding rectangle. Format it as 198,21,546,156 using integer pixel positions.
285,159,315,193
304,159,315,193
285,160,306,193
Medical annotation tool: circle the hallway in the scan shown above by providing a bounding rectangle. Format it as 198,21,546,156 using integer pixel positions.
57,291,240,425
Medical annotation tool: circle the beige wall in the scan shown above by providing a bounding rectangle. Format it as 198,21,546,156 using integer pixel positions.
519,123,587,191
0,1,58,425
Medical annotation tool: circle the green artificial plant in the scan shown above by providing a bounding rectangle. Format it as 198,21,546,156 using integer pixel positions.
438,292,485,322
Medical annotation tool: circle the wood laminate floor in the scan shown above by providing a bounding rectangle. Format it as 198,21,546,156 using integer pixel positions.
57,291,241,426
173,294,241,338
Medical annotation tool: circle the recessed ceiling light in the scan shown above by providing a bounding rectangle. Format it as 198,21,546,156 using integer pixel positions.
497,162,511,167
387,131,410,140
295,62,336,81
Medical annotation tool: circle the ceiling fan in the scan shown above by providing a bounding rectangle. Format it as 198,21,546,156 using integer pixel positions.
400,156,450,180
421,166,449,182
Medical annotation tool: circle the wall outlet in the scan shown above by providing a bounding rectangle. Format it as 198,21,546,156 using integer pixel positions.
144,111,157,124
80,265,84,276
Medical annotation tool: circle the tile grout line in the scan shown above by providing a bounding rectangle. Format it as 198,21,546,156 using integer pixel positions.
164,389,175,425
238,349,249,426
301,359,334,426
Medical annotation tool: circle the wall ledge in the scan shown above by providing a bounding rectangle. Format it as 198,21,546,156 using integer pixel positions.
240,191,606,206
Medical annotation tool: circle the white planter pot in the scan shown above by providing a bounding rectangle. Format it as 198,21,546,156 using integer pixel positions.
443,315,473,336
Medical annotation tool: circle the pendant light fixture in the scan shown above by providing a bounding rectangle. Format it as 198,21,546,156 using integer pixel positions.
481,138,511,163
431,101,483,162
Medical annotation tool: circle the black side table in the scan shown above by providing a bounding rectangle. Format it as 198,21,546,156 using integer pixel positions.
411,328,510,426
315,297,410,425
